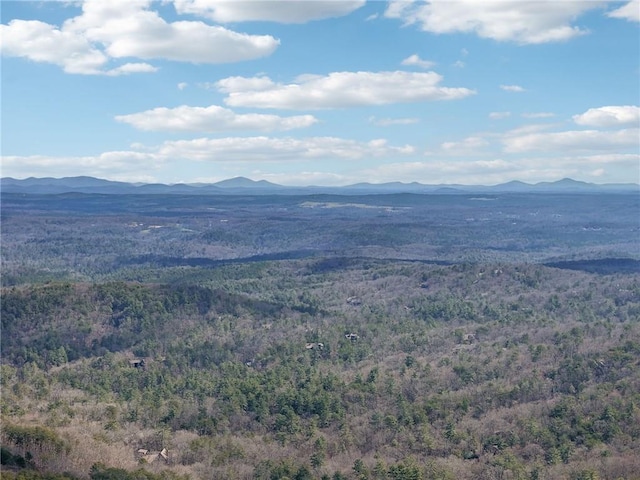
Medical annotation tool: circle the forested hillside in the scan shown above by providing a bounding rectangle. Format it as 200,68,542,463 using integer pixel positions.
1,193,639,479
2,260,640,479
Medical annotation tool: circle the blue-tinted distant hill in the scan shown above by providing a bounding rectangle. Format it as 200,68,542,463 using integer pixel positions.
214,176,280,189
1,176,638,195
1,176,138,194
1,176,120,187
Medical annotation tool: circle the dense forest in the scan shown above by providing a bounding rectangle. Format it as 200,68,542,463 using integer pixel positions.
1,192,639,479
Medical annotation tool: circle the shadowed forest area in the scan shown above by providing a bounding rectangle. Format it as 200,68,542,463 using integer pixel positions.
1,192,639,480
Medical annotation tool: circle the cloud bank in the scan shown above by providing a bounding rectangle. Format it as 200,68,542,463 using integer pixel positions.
384,0,602,44
607,0,640,22
573,106,640,127
115,105,318,132
217,71,476,109
172,0,365,23
0,0,279,75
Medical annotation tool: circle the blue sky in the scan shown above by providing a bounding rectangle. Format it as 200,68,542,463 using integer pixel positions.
1,0,639,185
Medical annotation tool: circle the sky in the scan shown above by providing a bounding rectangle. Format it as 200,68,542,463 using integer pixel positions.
1,0,639,186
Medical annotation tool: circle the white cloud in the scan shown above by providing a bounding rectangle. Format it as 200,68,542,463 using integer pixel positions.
471,159,512,170
0,19,110,74
384,0,600,44
369,116,420,126
1,135,415,181
573,105,640,127
506,123,556,136
441,135,491,154
115,105,318,132
0,0,279,75
489,111,511,119
216,76,276,93
0,14,157,77
217,71,476,109
607,0,640,22
100,23,276,64
172,0,365,23
503,127,640,153
68,0,279,64
401,54,436,69
157,136,415,161
573,153,640,165
1,152,162,180
177,82,188,90
500,84,526,92
105,62,158,76
522,112,555,119
358,152,639,185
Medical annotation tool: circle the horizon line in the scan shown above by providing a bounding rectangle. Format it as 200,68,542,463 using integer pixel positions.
2,175,639,188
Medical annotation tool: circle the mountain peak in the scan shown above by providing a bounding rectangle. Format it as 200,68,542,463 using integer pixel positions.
1,176,637,195
214,177,279,188
549,178,589,185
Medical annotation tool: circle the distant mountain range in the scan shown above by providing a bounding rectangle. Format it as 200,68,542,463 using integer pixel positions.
1,176,638,195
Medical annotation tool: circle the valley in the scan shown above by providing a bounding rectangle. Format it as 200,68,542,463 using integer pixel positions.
1,189,639,480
